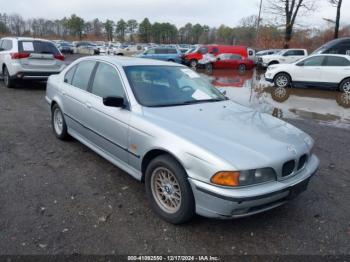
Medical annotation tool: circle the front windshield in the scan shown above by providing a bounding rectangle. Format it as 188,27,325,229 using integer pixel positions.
124,66,227,107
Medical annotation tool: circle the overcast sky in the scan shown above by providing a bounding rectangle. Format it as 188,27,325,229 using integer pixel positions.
1,0,349,28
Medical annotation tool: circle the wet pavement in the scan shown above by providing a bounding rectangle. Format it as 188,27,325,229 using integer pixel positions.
200,69,350,129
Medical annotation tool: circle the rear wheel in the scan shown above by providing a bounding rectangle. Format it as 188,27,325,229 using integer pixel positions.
167,59,175,62
340,78,350,94
274,73,291,88
3,66,15,88
190,59,198,68
145,155,195,224
51,104,69,140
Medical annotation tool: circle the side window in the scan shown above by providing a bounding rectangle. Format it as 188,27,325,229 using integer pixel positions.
301,56,324,66
324,56,350,66
212,47,219,54
294,50,305,56
3,40,12,50
168,49,177,54
90,63,125,98
0,40,3,50
284,50,294,56
64,65,77,85
146,49,155,55
71,61,96,90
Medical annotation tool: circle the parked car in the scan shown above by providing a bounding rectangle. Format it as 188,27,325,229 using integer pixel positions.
112,45,144,56
57,42,74,54
74,41,100,55
0,37,65,88
264,54,350,93
137,47,183,63
183,45,255,68
312,37,350,55
205,53,255,72
46,56,319,224
258,49,308,67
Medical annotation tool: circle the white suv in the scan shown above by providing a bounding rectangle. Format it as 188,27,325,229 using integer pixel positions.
0,37,66,88
265,54,350,93
258,49,308,68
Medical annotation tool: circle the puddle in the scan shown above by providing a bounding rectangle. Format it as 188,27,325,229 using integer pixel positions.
200,69,350,129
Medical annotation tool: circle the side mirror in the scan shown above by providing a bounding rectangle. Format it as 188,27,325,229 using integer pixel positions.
296,62,304,66
103,96,125,108
217,57,221,61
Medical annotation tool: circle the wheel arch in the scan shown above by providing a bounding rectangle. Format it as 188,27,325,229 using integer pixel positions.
268,61,279,66
339,77,350,89
273,71,293,82
141,148,186,182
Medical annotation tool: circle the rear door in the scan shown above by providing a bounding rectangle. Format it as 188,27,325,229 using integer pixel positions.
17,40,63,71
321,56,350,84
86,62,131,163
61,60,97,138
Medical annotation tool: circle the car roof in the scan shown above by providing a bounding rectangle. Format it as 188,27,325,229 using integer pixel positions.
80,55,185,67
310,53,350,59
1,37,53,42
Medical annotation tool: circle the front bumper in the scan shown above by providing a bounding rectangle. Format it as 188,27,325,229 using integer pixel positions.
189,154,319,219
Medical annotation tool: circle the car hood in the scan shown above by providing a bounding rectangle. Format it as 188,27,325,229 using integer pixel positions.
142,100,312,170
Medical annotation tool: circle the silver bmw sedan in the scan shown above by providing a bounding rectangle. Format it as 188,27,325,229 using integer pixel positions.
46,56,319,224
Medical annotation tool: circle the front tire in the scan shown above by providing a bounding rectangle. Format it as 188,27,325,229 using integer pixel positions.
238,64,246,72
274,73,291,88
51,104,69,140
145,155,195,224
340,78,350,94
3,67,15,88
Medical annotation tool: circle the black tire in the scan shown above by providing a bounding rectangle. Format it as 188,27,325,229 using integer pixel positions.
3,66,15,88
145,155,195,224
189,59,198,68
51,104,69,140
274,73,291,88
339,78,350,93
205,63,213,73
167,59,175,62
116,53,124,56
238,64,246,72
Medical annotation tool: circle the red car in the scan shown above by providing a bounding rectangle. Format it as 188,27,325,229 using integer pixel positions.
183,45,254,68
207,53,255,71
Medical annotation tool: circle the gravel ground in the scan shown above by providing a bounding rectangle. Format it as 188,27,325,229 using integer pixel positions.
0,62,349,257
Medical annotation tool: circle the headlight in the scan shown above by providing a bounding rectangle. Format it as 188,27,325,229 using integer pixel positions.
211,168,276,187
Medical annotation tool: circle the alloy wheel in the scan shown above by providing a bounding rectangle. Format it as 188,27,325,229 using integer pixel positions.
150,167,182,214
53,108,64,135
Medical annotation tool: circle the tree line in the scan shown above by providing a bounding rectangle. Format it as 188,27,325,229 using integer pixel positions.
0,0,346,50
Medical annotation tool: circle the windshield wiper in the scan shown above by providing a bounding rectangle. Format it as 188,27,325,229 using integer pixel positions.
182,98,227,105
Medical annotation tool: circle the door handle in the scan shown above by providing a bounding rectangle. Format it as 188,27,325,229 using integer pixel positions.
61,90,66,95
85,103,92,109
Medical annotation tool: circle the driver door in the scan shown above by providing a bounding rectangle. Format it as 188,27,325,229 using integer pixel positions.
85,62,131,164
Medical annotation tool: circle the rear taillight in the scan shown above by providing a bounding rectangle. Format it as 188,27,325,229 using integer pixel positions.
54,54,65,61
10,52,30,59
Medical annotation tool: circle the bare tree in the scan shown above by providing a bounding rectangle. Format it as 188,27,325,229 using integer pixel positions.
268,0,315,48
329,0,343,39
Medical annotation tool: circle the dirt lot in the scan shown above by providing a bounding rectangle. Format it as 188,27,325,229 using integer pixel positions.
0,67,349,257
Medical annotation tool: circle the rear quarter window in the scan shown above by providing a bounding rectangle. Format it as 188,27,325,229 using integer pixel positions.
19,41,60,55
